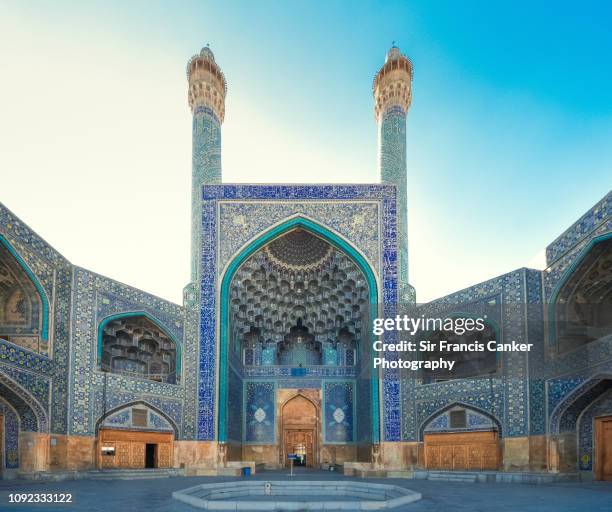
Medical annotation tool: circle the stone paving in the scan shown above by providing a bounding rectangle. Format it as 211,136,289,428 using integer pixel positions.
0,469,610,511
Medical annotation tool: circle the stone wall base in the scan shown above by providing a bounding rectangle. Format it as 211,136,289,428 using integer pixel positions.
9,434,592,478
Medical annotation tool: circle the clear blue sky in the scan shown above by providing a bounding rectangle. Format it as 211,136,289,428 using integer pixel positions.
1,0,610,303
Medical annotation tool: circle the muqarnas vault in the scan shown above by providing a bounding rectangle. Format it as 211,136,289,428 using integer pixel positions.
0,44,611,481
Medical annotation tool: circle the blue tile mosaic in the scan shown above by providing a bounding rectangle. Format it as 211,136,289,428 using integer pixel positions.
244,381,275,444
323,381,354,443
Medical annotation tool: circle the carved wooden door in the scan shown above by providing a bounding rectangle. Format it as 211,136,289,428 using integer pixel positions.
117,442,131,468
424,431,499,470
284,429,314,467
130,442,145,468
157,443,172,468
595,416,612,481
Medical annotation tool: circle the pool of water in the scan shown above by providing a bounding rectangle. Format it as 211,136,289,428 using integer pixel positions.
172,480,422,510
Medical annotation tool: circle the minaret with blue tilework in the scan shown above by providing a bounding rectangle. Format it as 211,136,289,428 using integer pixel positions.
186,46,227,284
373,45,415,303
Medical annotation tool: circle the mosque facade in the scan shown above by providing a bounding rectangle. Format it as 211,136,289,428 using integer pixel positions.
0,45,610,481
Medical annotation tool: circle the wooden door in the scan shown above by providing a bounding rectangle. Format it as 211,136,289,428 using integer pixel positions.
424,431,500,470
284,429,314,467
130,442,145,468
595,416,612,481
117,442,131,468
157,443,172,468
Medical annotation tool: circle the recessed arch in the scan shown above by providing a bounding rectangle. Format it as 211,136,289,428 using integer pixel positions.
218,215,380,443
548,233,612,352
94,399,180,438
419,401,502,441
0,372,47,433
0,234,50,345
279,392,320,426
97,311,182,383
550,373,612,435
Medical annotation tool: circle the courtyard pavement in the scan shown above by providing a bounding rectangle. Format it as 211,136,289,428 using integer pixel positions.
0,468,611,512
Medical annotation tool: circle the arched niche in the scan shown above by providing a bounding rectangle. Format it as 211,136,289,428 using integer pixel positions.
0,372,47,433
229,228,367,369
218,216,380,444
549,375,612,479
0,235,49,354
551,235,612,354
97,312,181,384
95,401,179,437
419,402,502,441
554,377,612,435
576,388,612,473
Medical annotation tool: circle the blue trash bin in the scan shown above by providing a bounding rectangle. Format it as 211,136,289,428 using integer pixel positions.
242,467,251,476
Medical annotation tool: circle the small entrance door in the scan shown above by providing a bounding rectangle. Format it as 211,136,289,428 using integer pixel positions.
284,429,314,467
145,444,156,468
281,394,318,468
595,416,612,481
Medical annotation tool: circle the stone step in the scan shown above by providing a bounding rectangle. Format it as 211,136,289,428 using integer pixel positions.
84,469,183,480
427,472,477,482
18,468,184,482
420,470,580,485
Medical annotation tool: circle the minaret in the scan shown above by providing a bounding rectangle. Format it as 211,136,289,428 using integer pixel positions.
186,45,227,283
373,45,415,303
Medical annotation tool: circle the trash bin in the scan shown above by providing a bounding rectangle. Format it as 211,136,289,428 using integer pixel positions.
242,467,251,476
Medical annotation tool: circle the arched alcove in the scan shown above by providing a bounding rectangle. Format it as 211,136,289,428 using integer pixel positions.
420,402,502,440
551,235,612,354
550,375,612,480
0,236,49,353
228,228,368,368
0,373,46,433
218,216,380,445
95,400,179,437
0,372,48,474
98,313,180,384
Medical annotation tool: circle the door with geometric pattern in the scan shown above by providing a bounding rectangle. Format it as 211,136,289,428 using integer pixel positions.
284,429,314,467
424,431,500,470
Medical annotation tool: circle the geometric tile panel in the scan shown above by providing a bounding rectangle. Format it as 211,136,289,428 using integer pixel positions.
244,381,275,444
0,397,19,469
323,381,354,443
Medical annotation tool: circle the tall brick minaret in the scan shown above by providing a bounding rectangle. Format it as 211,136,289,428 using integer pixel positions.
186,45,227,285
373,45,415,303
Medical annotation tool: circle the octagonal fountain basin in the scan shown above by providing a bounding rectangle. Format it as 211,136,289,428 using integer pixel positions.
172,480,422,510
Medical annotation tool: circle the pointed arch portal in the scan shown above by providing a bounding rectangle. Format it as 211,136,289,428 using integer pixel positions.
218,216,380,443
